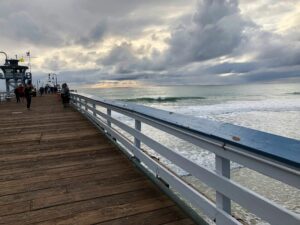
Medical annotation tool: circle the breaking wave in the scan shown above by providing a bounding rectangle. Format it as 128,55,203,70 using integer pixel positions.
166,99,300,117
288,92,300,95
121,96,206,103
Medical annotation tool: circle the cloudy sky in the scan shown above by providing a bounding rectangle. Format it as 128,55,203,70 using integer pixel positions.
0,0,299,87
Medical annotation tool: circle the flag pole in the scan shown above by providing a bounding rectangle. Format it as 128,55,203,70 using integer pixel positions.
27,51,31,73
29,53,31,73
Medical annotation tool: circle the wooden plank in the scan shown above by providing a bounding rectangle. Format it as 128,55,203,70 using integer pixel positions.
0,186,67,205
36,196,174,225
0,180,151,216
0,157,130,187
0,189,165,225
97,206,188,225
0,201,31,216
0,136,105,154
0,173,145,206
32,180,150,210
0,144,114,163
0,154,124,181
0,167,136,196
163,218,195,225
0,133,41,145
0,154,123,177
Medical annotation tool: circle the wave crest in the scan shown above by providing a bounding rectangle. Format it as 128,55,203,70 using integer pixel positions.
122,96,206,103
288,92,300,95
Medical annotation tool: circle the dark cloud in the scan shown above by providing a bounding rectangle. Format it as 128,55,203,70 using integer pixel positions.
98,41,164,75
0,0,188,48
101,42,136,66
79,0,189,16
97,0,252,74
0,11,65,47
242,67,300,83
163,0,250,65
255,34,300,68
207,62,260,75
43,55,69,71
76,21,108,47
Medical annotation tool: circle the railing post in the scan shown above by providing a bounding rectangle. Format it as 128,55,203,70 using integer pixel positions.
80,98,84,112
78,97,80,110
93,103,96,117
215,155,231,222
134,120,141,149
85,99,88,112
78,97,81,111
107,108,111,127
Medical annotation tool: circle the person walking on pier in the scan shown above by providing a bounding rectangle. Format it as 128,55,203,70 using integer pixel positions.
61,83,70,108
19,85,25,102
39,86,45,96
14,86,20,103
24,81,33,110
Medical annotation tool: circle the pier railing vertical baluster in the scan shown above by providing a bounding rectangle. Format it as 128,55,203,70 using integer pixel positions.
93,103,96,117
81,98,84,112
107,108,111,127
133,120,142,162
85,98,88,112
215,154,231,224
134,120,141,149
77,96,80,110
78,97,82,112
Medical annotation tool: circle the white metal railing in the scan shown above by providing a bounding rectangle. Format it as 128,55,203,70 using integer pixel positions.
70,92,300,225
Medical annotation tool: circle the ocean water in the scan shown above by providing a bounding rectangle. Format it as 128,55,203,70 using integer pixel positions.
78,83,300,224
79,83,300,139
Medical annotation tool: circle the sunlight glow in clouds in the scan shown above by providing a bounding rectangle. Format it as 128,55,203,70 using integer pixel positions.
89,80,144,89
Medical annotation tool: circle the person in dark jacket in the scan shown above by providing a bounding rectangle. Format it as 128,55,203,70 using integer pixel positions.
14,87,20,103
61,83,70,108
18,85,25,101
39,86,44,96
24,81,33,110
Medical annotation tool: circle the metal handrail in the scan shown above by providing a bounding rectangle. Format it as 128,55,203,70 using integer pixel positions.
70,92,300,225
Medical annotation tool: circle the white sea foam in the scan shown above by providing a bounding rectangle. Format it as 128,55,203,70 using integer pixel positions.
152,98,300,140
157,98,300,117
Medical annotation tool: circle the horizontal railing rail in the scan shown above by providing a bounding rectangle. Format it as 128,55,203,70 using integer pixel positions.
70,92,300,225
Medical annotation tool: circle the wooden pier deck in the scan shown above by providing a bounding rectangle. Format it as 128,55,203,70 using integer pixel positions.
0,95,195,225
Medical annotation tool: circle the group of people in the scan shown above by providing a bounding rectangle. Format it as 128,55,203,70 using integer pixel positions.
14,82,70,109
39,85,59,96
14,81,34,110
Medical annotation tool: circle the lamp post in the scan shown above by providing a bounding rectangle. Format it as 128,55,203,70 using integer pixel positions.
52,73,57,86
48,73,58,86
0,51,8,62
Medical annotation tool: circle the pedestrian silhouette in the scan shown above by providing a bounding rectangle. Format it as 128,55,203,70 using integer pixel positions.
24,81,33,110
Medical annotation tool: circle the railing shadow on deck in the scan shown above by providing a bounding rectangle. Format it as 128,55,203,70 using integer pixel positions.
70,92,300,225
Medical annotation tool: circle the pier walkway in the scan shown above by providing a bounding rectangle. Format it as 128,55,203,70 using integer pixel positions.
0,95,195,225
